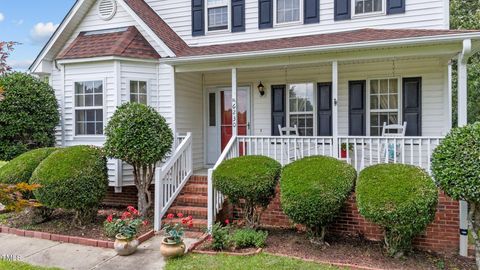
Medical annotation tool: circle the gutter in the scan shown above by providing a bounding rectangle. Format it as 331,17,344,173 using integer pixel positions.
161,32,480,65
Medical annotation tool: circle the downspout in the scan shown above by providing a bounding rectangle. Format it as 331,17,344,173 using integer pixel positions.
458,39,472,257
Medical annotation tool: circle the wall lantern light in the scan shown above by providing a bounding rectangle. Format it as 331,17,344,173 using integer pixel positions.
257,81,265,96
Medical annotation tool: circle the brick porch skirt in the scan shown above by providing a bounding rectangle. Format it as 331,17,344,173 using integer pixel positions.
103,186,153,207
227,186,459,254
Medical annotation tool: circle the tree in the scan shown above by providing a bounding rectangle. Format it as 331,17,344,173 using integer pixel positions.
431,123,480,269
450,0,480,125
0,72,60,160
104,103,173,216
0,41,19,76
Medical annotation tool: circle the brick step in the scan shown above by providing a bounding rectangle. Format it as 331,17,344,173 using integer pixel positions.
173,194,208,207
167,206,208,219
162,218,208,232
181,183,208,195
188,175,208,184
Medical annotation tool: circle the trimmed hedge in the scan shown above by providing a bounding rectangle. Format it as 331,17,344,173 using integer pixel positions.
0,72,59,160
280,156,356,242
356,164,437,257
0,161,6,169
213,155,281,227
0,148,57,184
31,145,108,223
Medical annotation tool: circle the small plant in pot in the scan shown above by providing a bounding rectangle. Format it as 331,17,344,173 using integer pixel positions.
104,206,147,256
160,213,193,258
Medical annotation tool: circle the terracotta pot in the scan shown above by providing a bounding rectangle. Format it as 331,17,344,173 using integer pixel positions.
160,237,186,258
341,149,347,158
114,234,139,256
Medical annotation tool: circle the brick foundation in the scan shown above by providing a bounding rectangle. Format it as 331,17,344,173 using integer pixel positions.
228,185,459,254
102,185,154,207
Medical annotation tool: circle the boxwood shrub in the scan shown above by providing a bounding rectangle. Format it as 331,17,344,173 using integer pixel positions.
356,164,437,257
31,145,108,224
213,155,281,227
280,156,356,244
0,148,57,185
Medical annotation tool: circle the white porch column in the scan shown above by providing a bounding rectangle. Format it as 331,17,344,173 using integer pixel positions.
231,68,238,137
458,39,472,257
332,61,339,157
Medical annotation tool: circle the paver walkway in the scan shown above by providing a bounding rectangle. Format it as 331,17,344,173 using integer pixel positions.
0,233,196,270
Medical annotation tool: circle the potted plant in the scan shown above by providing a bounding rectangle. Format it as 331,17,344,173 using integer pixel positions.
340,143,353,158
104,206,148,256
160,213,193,258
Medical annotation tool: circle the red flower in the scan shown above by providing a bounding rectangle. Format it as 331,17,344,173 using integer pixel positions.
127,206,135,212
106,215,113,223
177,213,184,218
121,211,132,220
142,220,149,226
188,221,194,228
181,218,188,224
167,213,175,219
187,215,193,221
225,219,230,225
132,209,139,216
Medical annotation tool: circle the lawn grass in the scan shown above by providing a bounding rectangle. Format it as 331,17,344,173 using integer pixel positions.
165,253,344,270
0,260,61,270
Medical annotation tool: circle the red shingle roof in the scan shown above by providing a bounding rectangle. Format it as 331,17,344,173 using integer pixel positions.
57,26,160,60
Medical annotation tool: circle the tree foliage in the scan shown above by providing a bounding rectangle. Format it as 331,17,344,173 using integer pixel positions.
0,41,19,75
0,72,59,160
104,103,173,216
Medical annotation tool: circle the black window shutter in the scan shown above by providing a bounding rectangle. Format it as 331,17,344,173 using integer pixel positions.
192,0,205,36
304,0,320,24
271,85,286,136
317,83,333,136
259,0,273,29
334,0,350,21
232,0,246,32
387,0,405,14
348,81,366,136
403,77,422,136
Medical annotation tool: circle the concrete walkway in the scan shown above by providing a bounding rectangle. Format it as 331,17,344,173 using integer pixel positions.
0,233,196,270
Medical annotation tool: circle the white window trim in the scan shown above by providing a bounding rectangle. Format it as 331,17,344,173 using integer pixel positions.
73,78,107,138
205,0,231,34
274,0,304,26
351,0,386,19
127,79,149,105
285,82,317,136
366,77,402,136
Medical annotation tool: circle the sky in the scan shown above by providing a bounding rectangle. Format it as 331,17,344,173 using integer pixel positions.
0,0,76,71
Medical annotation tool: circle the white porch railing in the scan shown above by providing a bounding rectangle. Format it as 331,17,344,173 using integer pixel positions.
154,132,193,231
207,135,443,228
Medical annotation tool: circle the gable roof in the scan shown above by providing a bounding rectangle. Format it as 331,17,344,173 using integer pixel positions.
57,26,160,60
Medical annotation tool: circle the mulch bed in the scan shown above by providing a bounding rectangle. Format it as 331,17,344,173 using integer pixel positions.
264,228,475,270
191,235,262,256
0,206,153,241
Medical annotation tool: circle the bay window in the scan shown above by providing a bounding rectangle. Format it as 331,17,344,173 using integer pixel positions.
207,0,229,31
74,80,104,135
369,78,400,136
287,83,315,136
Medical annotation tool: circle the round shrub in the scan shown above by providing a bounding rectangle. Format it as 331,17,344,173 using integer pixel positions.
0,161,6,169
281,156,356,243
213,155,281,227
0,72,59,160
31,145,108,224
357,164,437,257
0,147,57,184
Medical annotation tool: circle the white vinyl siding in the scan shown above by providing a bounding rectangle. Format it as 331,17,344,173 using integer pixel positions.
146,0,448,46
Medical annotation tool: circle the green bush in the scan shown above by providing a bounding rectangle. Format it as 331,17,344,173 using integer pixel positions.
280,156,356,243
31,145,108,224
0,72,59,160
210,222,232,251
0,148,57,184
232,228,268,249
357,164,437,257
213,155,281,227
0,161,6,169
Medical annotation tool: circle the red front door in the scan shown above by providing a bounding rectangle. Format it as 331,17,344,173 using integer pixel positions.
220,89,248,151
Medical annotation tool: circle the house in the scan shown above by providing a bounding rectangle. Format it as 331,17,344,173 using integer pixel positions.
30,0,479,255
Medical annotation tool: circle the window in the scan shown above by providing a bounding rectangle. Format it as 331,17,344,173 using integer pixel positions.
276,0,301,24
74,81,104,135
207,0,228,31
130,80,147,104
369,78,400,136
354,0,383,15
287,83,315,136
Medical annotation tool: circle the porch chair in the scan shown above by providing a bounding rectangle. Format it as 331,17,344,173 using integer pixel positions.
278,125,302,161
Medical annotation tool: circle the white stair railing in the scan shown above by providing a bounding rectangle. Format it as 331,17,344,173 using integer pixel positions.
154,132,193,231
207,135,239,229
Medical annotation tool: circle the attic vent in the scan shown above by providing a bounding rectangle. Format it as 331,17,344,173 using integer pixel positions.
98,0,117,21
